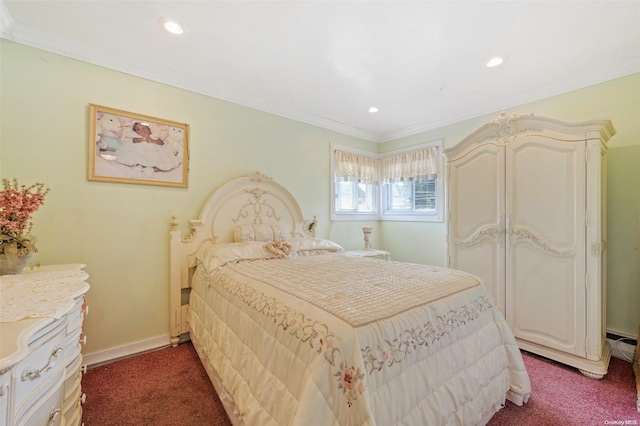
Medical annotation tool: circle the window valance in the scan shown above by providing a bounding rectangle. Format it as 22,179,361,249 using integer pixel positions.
381,146,439,182
334,150,378,183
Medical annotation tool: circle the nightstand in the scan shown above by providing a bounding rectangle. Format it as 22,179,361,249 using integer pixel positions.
345,249,391,261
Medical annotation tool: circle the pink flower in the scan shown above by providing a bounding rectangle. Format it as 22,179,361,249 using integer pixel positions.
0,178,49,256
340,367,356,390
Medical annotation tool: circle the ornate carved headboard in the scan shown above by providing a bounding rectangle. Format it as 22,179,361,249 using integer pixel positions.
169,171,316,345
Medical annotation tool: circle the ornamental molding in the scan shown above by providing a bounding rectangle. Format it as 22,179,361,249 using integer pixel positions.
455,219,504,247
484,112,540,145
232,187,281,225
508,225,575,257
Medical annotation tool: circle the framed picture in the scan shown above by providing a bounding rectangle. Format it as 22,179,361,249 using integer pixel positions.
88,104,189,188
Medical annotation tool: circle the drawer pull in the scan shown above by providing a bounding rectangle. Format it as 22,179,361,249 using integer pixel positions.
48,406,61,424
83,305,89,315
81,392,87,404
82,364,87,374
21,346,63,381
80,334,87,345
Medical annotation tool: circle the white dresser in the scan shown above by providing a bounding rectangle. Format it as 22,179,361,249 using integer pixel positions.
0,264,90,426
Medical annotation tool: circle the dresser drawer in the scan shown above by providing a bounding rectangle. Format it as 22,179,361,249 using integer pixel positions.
14,369,64,426
66,297,85,337
14,321,66,417
64,400,82,426
62,379,82,424
64,354,82,401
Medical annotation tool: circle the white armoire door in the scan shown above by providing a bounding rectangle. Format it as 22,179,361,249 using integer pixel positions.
447,144,506,313
504,137,586,357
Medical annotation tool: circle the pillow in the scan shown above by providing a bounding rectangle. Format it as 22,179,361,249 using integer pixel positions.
190,241,274,273
234,224,287,242
288,238,345,256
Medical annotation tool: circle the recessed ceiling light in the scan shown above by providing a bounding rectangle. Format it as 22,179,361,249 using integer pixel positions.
163,20,184,35
369,107,379,113
486,57,504,67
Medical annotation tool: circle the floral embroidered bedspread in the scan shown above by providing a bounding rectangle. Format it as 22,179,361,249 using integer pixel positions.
189,253,531,425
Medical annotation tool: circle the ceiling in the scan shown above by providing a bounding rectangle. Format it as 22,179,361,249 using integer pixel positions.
2,1,639,142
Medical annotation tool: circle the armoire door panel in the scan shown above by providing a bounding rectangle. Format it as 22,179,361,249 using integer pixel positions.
507,245,582,355
506,139,585,248
447,144,505,313
450,146,503,236
455,241,504,312
505,137,586,356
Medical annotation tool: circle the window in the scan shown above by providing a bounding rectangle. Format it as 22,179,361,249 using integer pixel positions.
332,148,379,220
331,142,443,222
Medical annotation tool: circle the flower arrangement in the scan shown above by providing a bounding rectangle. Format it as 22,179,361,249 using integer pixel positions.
0,178,50,270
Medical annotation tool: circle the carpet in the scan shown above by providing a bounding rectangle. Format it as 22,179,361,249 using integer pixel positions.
82,342,640,425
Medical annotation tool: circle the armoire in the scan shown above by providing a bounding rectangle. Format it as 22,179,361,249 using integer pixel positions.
444,112,615,378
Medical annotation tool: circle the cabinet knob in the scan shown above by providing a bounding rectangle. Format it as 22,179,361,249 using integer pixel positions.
83,305,90,315
81,392,87,404
80,334,87,345
82,364,88,374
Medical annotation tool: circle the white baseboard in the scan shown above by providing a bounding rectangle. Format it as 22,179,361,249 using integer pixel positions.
607,337,636,362
83,335,172,368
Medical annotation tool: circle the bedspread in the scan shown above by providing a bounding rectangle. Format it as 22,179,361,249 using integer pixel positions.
188,254,530,425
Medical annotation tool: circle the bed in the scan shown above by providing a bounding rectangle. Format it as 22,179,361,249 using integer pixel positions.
169,171,531,425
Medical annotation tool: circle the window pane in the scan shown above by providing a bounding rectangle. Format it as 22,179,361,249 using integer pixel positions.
389,182,412,210
336,180,375,213
415,180,436,211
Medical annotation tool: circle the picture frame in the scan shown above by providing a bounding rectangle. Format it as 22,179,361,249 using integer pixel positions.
88,104,189,188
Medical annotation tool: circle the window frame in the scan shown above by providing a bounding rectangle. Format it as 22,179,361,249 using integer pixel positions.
331,141,444,222
331,145,379,221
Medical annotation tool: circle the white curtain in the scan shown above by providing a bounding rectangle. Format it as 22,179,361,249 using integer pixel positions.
381,146,439,182
334,150,378,183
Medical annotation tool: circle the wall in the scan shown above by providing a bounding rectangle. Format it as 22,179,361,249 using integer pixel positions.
1,40,638,361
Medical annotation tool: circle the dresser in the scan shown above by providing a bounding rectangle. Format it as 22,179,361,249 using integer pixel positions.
444,113,613,378
0,264,90,426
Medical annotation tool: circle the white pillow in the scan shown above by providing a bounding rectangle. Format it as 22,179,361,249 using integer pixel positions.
289,238,345,256
190,241,274,273
234,224,287,242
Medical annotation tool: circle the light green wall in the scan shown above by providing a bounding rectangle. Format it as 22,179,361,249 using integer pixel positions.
1,40,638,359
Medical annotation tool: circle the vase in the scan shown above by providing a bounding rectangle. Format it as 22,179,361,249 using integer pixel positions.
362,226,373,250
0,254,29,275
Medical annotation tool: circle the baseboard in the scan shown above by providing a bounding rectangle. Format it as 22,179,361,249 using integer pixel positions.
83,335,173,369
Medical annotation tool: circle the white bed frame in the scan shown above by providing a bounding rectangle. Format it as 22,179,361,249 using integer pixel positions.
169,171,316,346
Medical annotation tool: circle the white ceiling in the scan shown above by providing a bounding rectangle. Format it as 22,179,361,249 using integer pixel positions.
2,1,639,142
